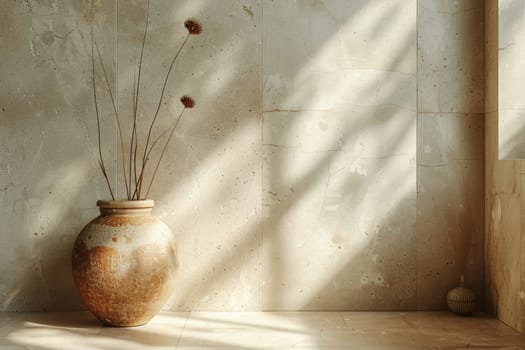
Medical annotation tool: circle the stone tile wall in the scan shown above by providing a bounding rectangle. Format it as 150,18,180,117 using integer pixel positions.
0,0,484,312
417,0,485,310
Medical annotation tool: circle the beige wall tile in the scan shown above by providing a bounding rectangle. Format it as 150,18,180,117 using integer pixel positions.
119,0,263,311
262,146,417,310
418,0,484,113
263,0,416,112
263,107,415,158
417,114,484,310
417,114,484,163
0,0,264,312
486,0,498,113
0,0,117,311
417,0,485,312
262,0,417,310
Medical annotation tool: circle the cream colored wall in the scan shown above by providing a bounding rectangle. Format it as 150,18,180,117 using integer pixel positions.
262,0,418,311
485,0,525,333
0,0,118,311
0,0,484,312
417,0,485,310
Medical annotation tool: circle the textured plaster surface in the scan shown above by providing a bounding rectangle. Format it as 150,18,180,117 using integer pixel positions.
417,114,484,310
418,0,485,114
0,0,117,311
114,0,263,312
1,0,485,312
262,0,417,310
417,0,485,310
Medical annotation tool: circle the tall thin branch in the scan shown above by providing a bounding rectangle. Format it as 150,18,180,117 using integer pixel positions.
139,35,189,172
136,34,190,198
136,20,201,199
130,76,141,200
94,38,130,199
129,70,137,200
144,108,186,199
91,26,115,200
133,119,139,198
129,0,150,199
132,125,139,199
134,0,149,122
134,109,183,199
144,118,178,166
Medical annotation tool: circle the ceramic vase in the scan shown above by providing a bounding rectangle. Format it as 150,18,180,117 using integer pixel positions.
72,200,178,326
447,280,476,316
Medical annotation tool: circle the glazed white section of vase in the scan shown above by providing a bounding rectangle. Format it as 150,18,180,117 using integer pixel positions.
72,200,178,326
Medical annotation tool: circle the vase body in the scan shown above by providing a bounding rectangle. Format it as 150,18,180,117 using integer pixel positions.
72,200,178,327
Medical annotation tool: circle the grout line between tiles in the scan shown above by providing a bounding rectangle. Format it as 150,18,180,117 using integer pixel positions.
481,0,486,313
417,111,485,116
260,0,264,313
415,0,419,311
174,312,190,349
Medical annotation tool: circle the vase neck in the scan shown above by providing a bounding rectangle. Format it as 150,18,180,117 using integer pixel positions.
99,207,153,216
97,199,155,216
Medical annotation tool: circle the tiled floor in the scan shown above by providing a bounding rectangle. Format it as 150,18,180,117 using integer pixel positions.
0,311,524,349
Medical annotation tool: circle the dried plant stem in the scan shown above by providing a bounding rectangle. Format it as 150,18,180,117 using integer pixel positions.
133,127,139,198
134,0,149,120
144,108,186,199
127,0,150,200
128,72,137,200
89,12,201,201
136,33,191,199
91,26,115,200
130,70,139,199
94,39,130,199
134,108,184,199
144,118,178,164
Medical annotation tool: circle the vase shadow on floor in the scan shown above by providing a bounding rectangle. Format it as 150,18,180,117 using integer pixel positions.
23,311,102,329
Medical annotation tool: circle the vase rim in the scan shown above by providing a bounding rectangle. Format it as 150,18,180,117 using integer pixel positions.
97,199,155,209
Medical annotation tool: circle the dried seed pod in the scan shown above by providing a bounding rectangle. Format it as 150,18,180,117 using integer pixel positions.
184,20,202,35
180,95,195,108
